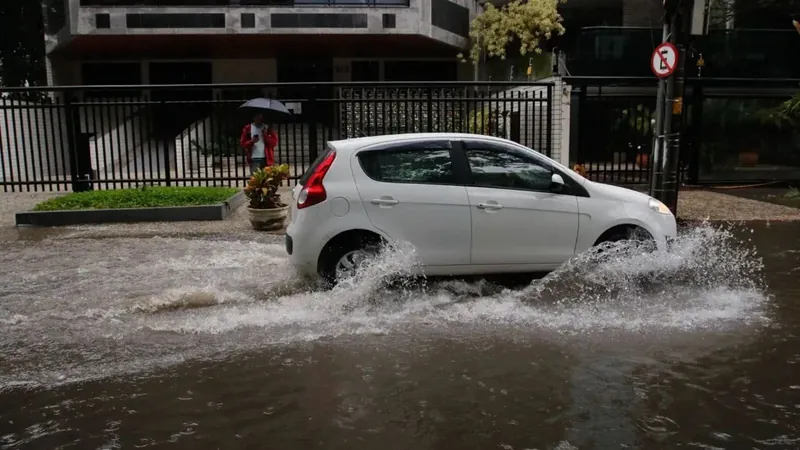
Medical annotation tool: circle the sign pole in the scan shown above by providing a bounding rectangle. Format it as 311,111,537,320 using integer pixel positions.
649,23,670,201
649,0,692,215
662,1,692,215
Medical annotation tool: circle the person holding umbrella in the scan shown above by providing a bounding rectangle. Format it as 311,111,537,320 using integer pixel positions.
238,98,291,174
240,112,278,173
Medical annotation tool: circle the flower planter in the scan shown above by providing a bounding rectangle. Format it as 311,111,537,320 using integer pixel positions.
247,205,289,231
738,151,759,168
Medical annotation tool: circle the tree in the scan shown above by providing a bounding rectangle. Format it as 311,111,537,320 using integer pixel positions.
0,0,47,89
462,0,566,65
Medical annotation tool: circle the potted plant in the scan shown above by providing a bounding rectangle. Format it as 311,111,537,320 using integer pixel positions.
244,164,290,231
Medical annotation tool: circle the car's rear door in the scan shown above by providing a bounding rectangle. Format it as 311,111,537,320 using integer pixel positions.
459,139,580,266
350,139,471,267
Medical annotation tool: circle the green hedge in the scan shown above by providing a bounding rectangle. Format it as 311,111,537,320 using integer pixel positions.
33,186,239,211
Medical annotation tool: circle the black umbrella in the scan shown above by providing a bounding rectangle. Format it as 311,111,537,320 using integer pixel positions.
238,97,293,124
238,97,292,114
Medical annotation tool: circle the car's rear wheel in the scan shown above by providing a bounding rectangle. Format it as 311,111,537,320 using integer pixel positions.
319,234,383,287
334,248,374,280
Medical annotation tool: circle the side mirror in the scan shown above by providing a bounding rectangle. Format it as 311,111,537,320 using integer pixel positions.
550,173,565,192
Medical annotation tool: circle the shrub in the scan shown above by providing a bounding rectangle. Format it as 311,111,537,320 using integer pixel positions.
244,164,290,209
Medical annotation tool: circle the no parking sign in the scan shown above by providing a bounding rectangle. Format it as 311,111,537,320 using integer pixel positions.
651,42,678,78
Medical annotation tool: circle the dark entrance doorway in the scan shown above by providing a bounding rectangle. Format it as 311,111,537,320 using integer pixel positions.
148,62,213,139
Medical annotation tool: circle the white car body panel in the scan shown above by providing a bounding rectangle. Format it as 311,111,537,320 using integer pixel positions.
349,150,472,267
466,186,580,265
285,133,678,280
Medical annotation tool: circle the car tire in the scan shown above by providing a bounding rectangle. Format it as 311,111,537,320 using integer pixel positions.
599,226,657,253
319,235,383,287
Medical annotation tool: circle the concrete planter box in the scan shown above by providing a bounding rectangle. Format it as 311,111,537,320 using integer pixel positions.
16,191,246,227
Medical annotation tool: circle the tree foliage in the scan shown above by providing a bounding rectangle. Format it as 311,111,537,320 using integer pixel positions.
463,0,566,65
0,0,47,89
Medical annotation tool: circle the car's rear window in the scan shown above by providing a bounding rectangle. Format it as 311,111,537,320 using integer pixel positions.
299,146,334,186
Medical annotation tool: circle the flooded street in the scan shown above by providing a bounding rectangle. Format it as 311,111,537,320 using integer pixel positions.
1,222,798,449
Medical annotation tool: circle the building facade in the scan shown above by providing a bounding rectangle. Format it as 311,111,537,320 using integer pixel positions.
43,0,479,88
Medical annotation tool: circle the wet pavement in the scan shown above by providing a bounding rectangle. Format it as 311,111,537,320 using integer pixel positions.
0,222,798,449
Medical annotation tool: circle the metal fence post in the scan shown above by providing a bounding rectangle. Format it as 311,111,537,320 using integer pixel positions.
161,100,171,187
308,87,319,162
546,84,553,158
426,87,434,132
64,94,91,193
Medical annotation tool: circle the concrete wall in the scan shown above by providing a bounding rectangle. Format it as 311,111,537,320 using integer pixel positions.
488,77,570,166
68,0,478,49
79,101,145,177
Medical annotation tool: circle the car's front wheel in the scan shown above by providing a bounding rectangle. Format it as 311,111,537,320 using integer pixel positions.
595,226,657,253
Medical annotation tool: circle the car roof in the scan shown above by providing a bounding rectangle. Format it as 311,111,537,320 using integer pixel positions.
327,133,523,154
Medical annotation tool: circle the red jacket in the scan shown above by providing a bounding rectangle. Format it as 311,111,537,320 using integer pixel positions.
240,124,278,165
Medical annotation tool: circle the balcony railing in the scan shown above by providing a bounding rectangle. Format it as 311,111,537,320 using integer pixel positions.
79,0,409,6
565,27,800,79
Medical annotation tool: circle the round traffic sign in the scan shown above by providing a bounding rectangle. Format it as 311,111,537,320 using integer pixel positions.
651,42,678,78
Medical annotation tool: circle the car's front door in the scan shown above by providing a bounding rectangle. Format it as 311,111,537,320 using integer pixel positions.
461,140,580,266
350,140,471,267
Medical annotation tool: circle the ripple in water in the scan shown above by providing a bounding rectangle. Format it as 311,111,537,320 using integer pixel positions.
0,222,770,387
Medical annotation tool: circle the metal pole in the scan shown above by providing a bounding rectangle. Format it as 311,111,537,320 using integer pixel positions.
662,0,692,215
658,14,679,209
649,21,670,198
650,0,692,216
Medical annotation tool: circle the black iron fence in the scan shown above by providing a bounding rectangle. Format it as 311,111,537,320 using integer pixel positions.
567,77,800,186
568,79,659,185
0,81,554,192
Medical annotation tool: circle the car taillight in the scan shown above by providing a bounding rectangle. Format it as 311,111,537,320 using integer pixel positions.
297,151,336,210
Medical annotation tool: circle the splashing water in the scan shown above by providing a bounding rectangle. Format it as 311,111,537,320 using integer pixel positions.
144,222,768,337
0,222,771,386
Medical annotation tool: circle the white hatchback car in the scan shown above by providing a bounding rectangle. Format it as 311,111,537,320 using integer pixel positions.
286,133,677,284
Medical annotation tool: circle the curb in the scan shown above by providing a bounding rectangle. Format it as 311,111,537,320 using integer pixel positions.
15,191,246,227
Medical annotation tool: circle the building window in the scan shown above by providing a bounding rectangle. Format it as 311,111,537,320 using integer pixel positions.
126,13,226,29
270,13,368,28
430,0,469,37
382,13,396,28
241,13,255,28
351,60,380,81
95,13,111,29
81,62,142,98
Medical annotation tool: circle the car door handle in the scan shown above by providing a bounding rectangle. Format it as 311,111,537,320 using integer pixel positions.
477,203,503,210
371,198,399,206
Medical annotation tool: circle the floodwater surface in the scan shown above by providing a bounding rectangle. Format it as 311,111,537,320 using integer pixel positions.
0,222,798,449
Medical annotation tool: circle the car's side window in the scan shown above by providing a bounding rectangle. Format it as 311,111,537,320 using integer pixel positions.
358,148,455,185
465,147,553,192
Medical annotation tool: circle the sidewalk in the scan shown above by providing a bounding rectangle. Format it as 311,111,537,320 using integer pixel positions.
2,188,800,242
0,187,292,242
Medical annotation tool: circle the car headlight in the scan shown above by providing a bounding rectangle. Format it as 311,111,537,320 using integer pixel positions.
648,198,672,215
